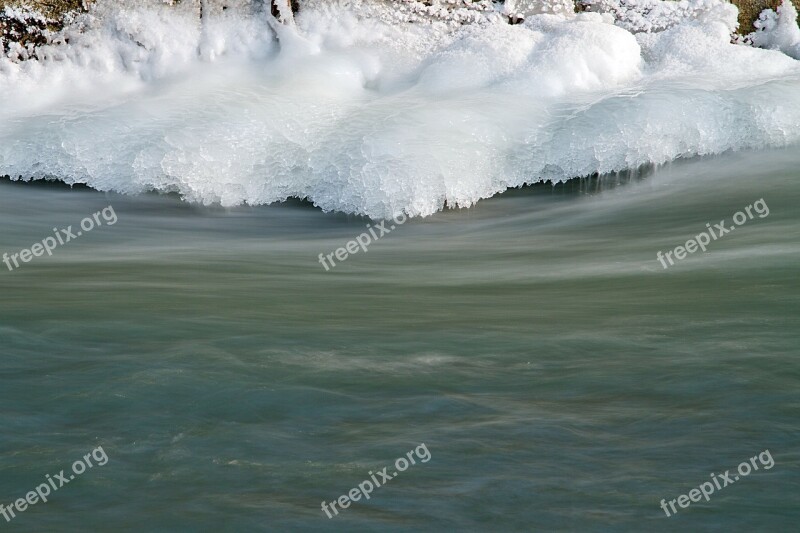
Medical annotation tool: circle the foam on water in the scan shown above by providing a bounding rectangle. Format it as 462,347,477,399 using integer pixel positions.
1,0,800,218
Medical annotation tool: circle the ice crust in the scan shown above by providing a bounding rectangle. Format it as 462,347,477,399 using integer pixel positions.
1,0,800,218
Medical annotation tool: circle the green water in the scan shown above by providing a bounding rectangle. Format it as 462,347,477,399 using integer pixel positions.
0,149,798,531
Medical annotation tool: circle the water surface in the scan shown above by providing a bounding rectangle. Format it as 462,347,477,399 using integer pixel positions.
0,148,799,531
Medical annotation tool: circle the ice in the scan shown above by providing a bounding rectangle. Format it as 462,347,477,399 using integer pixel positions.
1,0,800,218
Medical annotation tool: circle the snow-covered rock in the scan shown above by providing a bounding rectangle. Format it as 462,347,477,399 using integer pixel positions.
749,0,800,57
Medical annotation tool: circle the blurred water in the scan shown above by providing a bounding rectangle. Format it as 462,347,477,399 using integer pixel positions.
0,148,798,531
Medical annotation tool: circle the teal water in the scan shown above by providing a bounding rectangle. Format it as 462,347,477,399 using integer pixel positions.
1,148,799,531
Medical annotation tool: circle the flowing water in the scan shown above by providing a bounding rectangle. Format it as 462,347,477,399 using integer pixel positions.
1,148,798,530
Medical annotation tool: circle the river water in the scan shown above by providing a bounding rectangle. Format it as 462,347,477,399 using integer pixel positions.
1,146,798,530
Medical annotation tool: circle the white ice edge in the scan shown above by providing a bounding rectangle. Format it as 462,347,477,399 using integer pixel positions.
1,0,800,218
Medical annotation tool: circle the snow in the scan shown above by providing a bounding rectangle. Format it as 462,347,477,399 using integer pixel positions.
749,0,800,59
580,0,738,34
1,0,800,218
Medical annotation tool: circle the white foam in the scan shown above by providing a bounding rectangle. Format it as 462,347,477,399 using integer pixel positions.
1,0,800,218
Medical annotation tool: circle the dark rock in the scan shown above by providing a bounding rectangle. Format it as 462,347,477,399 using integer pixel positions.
732,0,800,32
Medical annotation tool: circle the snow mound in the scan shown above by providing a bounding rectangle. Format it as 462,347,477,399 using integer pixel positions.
1,1,800,218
